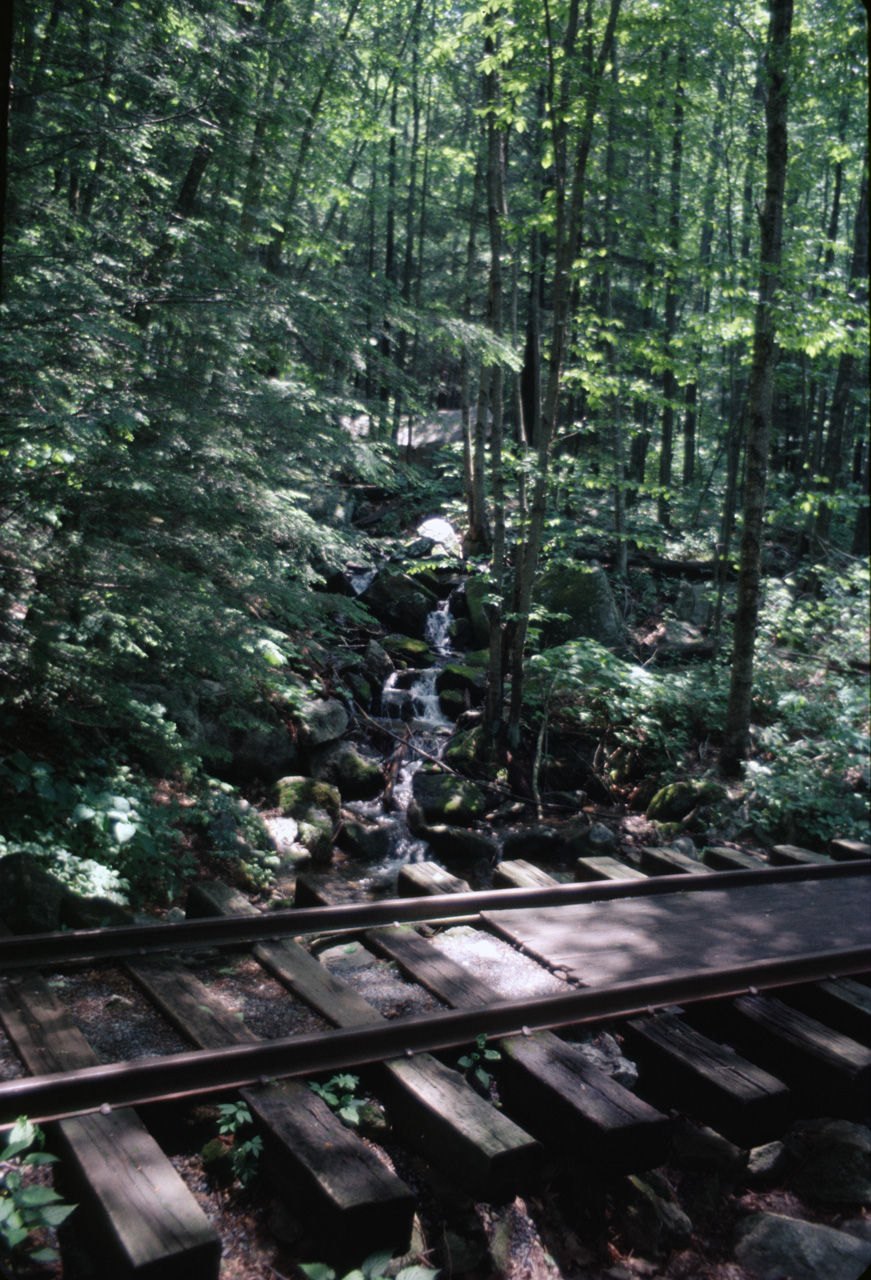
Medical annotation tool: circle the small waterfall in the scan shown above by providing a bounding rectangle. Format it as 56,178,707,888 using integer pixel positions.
343,601,457,889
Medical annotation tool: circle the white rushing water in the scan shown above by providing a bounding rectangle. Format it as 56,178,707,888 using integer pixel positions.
343,601,456,890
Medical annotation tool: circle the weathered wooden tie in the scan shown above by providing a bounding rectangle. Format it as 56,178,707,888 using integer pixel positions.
494,860,563,890
701,847,767,872
640,846,712,876
187,882,542,1198
368,923,671,1171
770,844,832,866
397,863,472,897
574,855,649,882
782,977,871,1046
622,1011,790,1145
723,993,871,1114
829,839,871,861
0,967,220,1280
125,954,416,1257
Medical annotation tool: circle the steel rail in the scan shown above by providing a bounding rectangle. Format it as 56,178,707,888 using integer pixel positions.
0,859,865,971
1,943,868,1125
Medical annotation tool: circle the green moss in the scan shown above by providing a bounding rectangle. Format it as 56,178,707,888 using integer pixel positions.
382,634,436,664
646,779,726,822
274,775,342,822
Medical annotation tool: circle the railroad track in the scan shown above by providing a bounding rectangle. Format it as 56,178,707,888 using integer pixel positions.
0,854,868,1277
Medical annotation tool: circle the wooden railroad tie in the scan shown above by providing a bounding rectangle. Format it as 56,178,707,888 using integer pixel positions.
0,924,221,1280
186,881,543,1201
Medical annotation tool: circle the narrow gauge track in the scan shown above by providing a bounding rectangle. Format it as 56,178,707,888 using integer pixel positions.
0,858,868,1278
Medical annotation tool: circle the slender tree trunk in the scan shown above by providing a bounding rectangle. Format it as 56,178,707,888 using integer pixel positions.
658,40,685,528
507,0,622,748
484,41,506,745
814,151,868,546
721,0,793,776
461,154,484,544
0,0,12,302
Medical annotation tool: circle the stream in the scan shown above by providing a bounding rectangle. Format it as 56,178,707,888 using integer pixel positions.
327,600,464,899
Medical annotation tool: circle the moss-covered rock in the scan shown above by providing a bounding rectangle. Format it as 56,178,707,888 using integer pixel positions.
336,816,393,861
309,742,385,801
274,776,342,822
359,569,438,639
438,688,467,721
419,824,499,862
536,562,625,649
297,809,335,860
411,770,486,827
463,578,492,647
382,635,436,666
646,778,726,822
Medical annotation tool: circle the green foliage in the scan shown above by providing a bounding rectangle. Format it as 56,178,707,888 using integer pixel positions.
0,751,189,904
526,639,729,771
207,1103,263,1187
0,1118,76,1271
308,1074,368,1129
457,1034,502,1095
299,1250,438,1280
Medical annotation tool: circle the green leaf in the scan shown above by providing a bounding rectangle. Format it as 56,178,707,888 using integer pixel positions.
38,1202,77,1227
298,1264,336,1280
17,1185,64,1207
361,1248,395,1277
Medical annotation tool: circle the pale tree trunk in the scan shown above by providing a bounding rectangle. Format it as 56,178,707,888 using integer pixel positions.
720,0,793,776
483,35,506,747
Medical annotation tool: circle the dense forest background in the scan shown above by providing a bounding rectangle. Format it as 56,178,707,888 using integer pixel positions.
0,0,868,907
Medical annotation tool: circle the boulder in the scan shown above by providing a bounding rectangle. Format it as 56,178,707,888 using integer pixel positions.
746,1140,790,1186
309,741,385,801
562,820,616,858
262,816,300,856
646,778,725,822
416,516,462,558
336,816,393,862
0,852,131,933
462,578,492,648
274,776,342,823
297,809,335,861
359,570,438,638
335,658,373,710
438,689,467,721
676,581,714,627
362,640,394,685
411,771,486,827
418,825,499,863
501,825,563,861
295,697,349,748
535,562,625,649
436,663,485,700
734,1212,871,1280
568,1030,639,1090
615,1172,693,1256
669,1120,746,1176
785,1119,871,1205
382,635,436,666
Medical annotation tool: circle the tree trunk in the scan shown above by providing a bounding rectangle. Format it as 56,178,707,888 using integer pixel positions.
506,0,623,749
814,150,868,547
720,0,793,776
658,40,685,528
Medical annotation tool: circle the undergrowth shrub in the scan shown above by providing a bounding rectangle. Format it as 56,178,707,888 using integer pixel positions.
0,752,274,904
